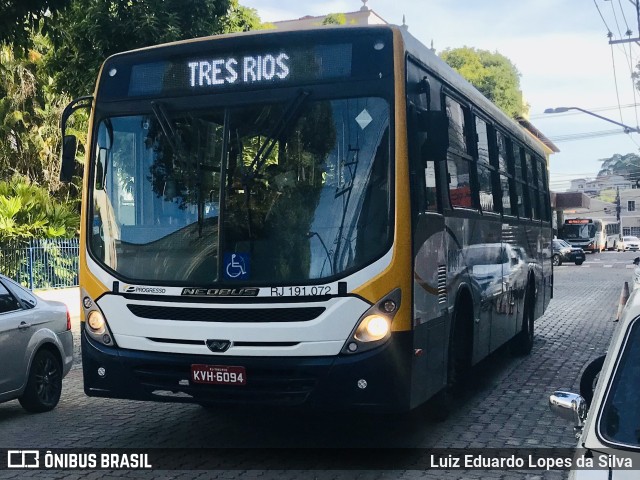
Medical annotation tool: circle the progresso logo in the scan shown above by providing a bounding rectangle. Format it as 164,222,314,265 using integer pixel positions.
123,285,167,294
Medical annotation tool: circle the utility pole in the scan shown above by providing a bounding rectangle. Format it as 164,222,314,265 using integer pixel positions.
607,0,640,45
616,186,621,222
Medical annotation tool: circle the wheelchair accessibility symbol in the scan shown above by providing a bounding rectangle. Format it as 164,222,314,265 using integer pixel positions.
224,253,250,280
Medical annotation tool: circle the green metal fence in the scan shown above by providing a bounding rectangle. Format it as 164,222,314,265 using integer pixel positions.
0,238,79,290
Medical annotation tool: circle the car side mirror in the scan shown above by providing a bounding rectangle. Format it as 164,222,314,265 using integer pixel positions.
549,391,587,428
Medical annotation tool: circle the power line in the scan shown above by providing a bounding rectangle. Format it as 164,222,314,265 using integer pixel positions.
594,0,614,34
619,0,632,32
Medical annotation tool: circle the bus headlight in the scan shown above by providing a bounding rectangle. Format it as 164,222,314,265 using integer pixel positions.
355,315,390,342
85,307,116,346
342,289,401,355
88,311,105,331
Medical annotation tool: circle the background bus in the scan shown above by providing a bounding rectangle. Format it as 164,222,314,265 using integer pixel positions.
561,218,621,252
603,219,623,251
60,25,552,412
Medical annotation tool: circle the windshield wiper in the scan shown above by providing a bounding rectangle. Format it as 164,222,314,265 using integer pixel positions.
151,101,180,154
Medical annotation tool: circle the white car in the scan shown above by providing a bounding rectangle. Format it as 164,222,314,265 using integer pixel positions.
549,285,640,478
0,275,73,412
623,235,640,251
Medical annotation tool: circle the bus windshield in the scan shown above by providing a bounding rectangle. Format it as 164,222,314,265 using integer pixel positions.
562,223,596,240
89,96,391,285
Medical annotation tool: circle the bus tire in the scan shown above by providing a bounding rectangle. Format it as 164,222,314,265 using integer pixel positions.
511,283,534,356
447,292,474,389
429,293,473,421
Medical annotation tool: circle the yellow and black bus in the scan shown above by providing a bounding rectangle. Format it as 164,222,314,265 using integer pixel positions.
61,24,552,411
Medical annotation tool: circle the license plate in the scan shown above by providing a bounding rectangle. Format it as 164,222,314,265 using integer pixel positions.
191,364,246,386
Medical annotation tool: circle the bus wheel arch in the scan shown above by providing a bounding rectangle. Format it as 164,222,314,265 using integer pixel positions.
447,285,474,387
512,273,536,355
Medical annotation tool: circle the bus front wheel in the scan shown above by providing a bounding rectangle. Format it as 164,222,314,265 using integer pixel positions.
511,285,534,356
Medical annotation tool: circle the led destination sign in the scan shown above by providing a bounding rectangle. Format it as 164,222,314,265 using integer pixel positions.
187,53,290,88
123,43,355,98
565,219,592,224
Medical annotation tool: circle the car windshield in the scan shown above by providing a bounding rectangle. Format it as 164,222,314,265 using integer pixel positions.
599,318,640,448
624,236,639,242
89,96,391,285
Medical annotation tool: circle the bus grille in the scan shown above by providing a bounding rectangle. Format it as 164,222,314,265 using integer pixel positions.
127,304,325,322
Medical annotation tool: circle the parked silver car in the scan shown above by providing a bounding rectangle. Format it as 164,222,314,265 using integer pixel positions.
0,275,73,412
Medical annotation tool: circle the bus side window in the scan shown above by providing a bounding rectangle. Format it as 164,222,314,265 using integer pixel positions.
424,159,438,211
445,96,474,209
406,59,442,213
475,117,498,213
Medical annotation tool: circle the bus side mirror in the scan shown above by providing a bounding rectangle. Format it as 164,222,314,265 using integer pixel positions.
417,110,448,159
60,135,77,182
60,95,92,182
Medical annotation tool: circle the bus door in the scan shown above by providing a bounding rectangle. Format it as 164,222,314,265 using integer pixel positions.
406,58,449,404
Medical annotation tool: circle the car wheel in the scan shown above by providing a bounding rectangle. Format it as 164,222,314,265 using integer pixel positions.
552,254,562,266
575,260,584,265
18,349,62,413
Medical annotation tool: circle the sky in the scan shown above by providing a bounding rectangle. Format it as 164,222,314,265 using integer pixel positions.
241,0,640,191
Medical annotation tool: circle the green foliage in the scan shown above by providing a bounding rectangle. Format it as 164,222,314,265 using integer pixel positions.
0,39,83,197
0,0,70,49
439,47,528,118
597,188,616,203
0,176,79,242
218,1,264,33
46,0,265,97
598,153,640,186
322,13,347,25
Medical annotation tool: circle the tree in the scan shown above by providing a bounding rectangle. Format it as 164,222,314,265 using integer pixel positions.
0,0,70,50
598,152,640,185
322,13,347,25
439,47,528,118
45,0,263,97
0,37,78,196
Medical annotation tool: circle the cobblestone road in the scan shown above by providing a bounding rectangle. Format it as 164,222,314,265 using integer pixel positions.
0,252,630,479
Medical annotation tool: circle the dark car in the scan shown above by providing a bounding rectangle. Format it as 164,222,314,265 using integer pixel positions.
552,239,585,266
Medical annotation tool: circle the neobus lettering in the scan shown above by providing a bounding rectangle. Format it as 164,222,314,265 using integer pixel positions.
188,53,289,88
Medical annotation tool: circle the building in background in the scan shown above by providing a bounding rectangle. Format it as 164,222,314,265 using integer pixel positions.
568,175,632,196
271,0,388,31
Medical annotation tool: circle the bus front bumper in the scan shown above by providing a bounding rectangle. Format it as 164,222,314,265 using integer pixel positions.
81,329,413,411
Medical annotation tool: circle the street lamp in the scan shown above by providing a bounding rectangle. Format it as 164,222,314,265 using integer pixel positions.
544,106,640,134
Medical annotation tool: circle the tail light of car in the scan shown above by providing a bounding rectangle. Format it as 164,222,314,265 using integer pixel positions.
66,309,71,331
